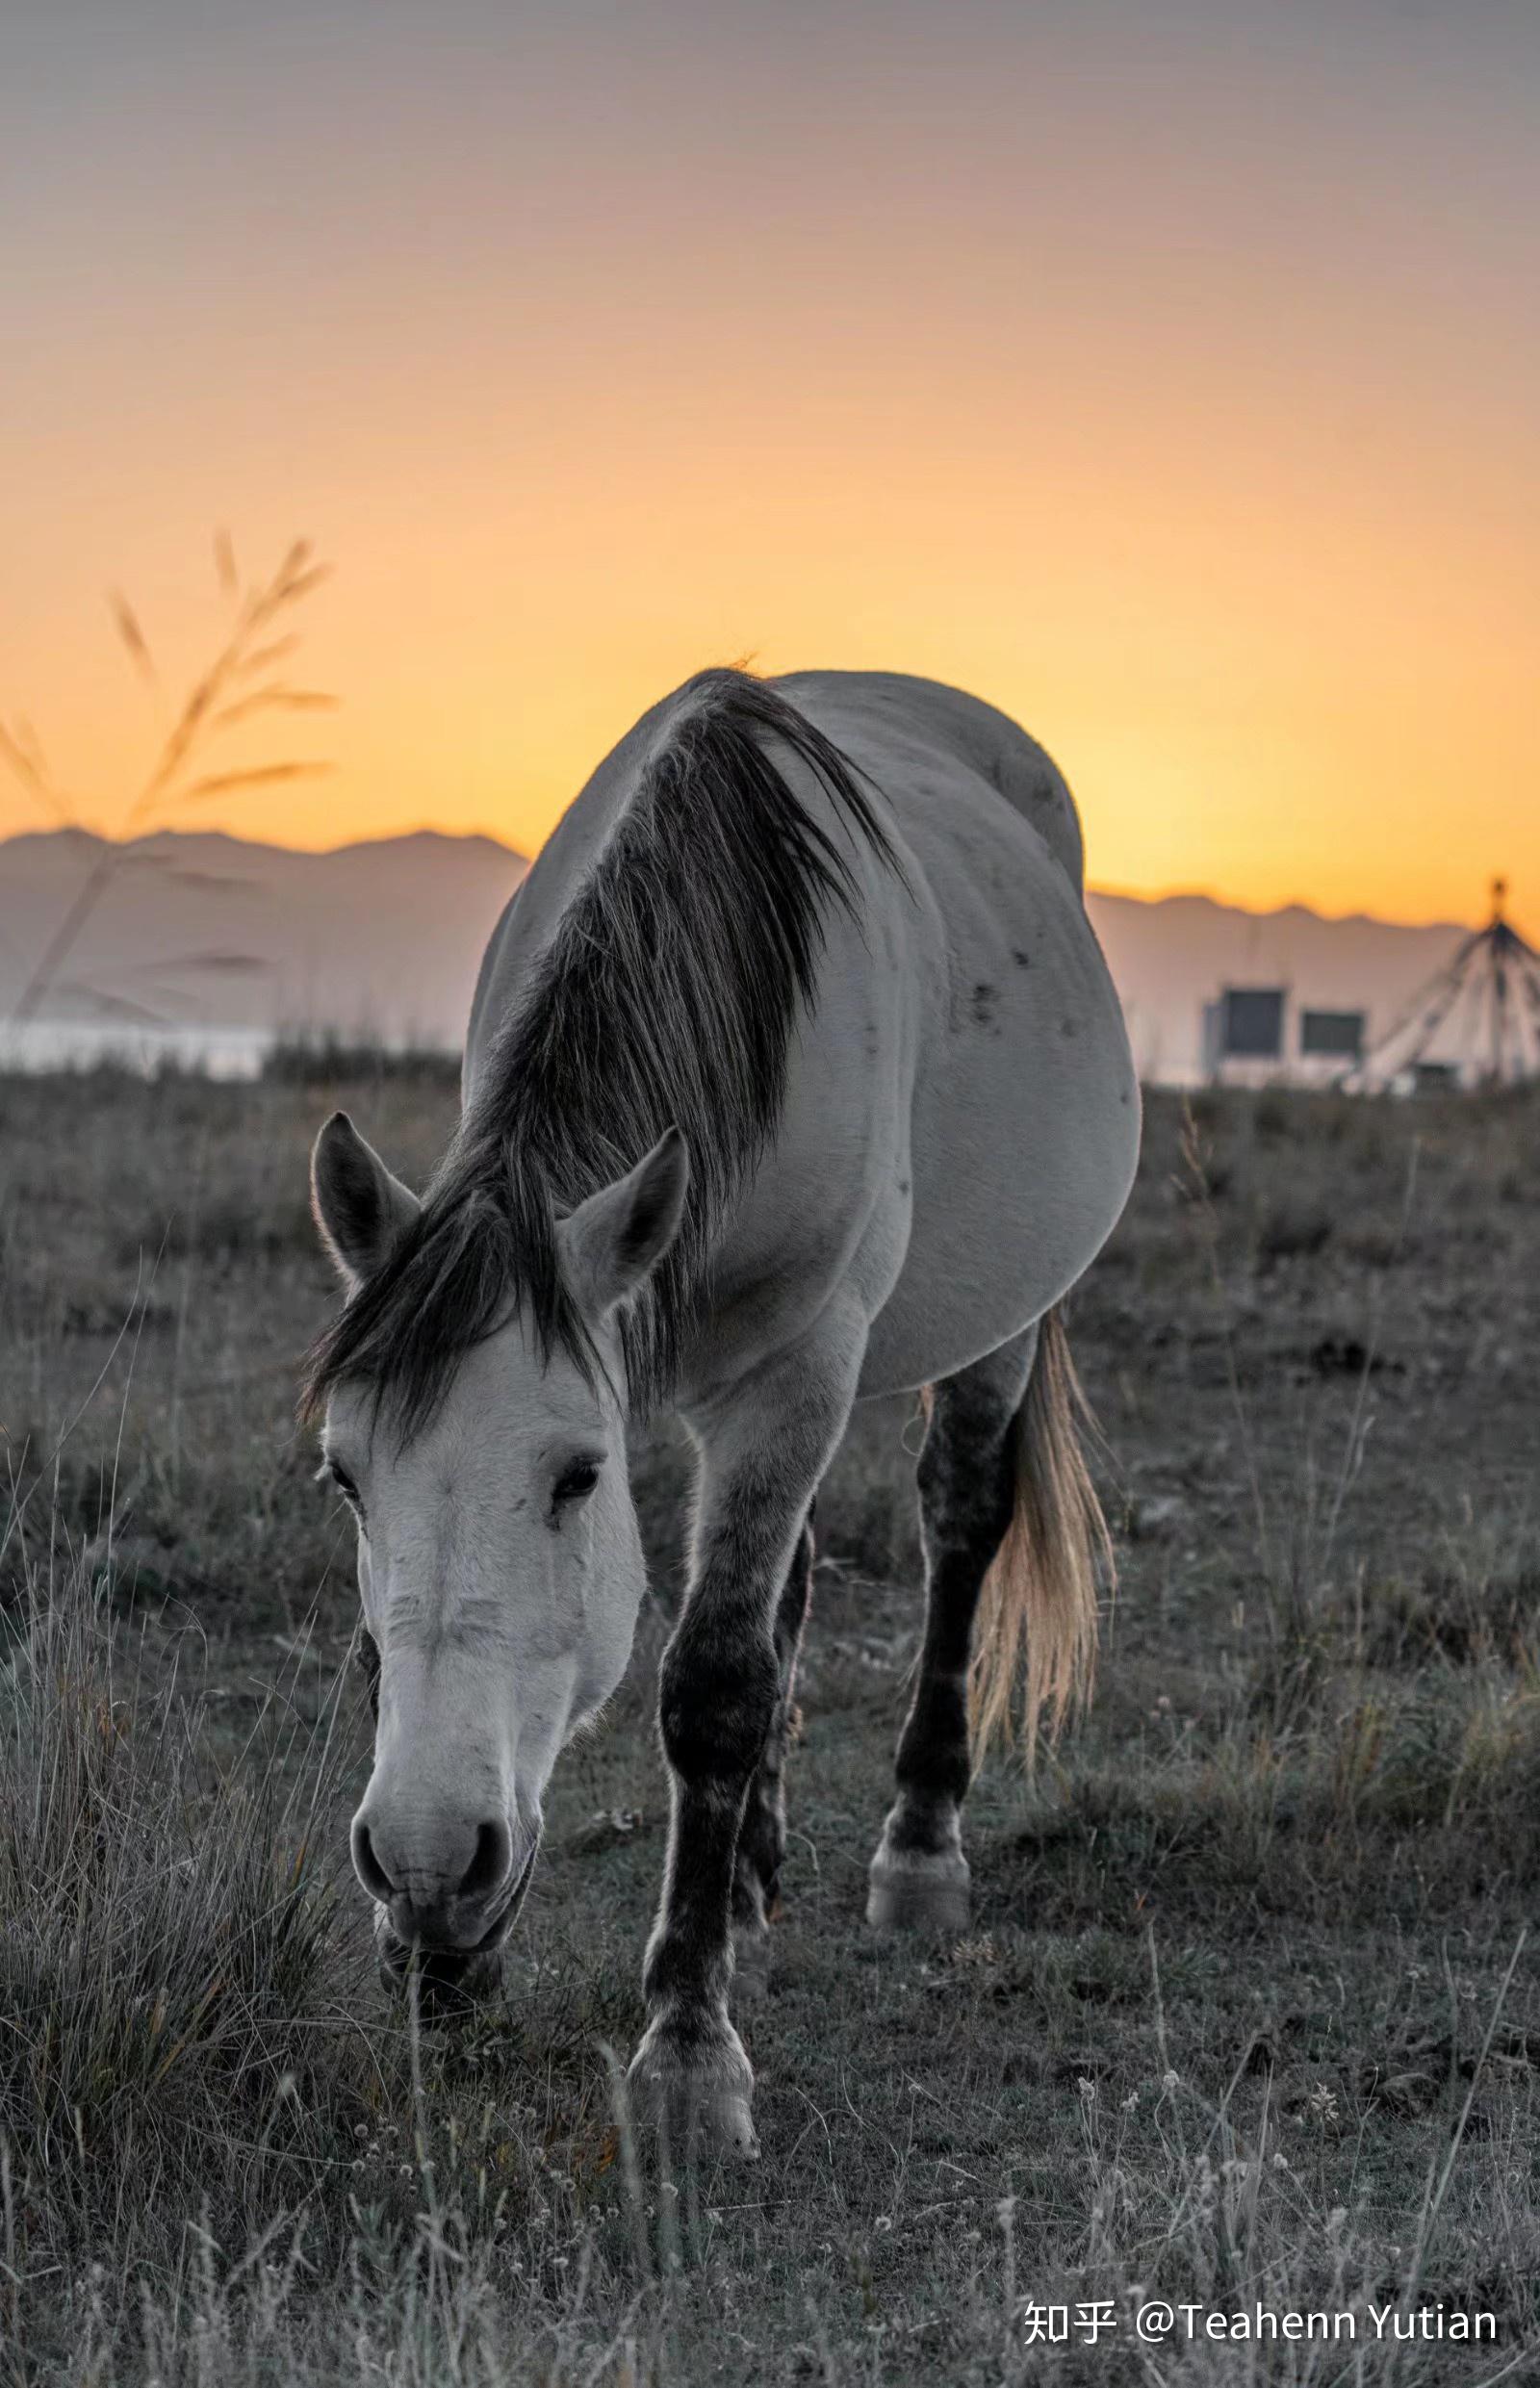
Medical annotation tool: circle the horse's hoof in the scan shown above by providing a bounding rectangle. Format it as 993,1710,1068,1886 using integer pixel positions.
732,1925,772,2004
865,1850,971,1934
627,2021,760,2159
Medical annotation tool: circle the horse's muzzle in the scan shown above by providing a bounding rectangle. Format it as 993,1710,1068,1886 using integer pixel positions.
372,1833,540,2016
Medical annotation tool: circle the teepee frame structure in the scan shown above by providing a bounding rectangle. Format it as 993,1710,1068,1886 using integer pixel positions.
1346,880,1540,1090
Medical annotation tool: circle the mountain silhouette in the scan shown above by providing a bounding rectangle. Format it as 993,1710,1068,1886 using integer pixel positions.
0,827,1478,1081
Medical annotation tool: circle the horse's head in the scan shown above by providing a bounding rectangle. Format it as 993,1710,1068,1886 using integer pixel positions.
307,1111,688,1998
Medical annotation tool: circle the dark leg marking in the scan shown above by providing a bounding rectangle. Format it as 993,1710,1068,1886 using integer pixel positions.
868,1328,1036,1932
633,1461,796,2153
731,1504,815,1994
629,1322,860,2155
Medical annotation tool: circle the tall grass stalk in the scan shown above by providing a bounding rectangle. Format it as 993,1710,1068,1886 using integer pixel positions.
3,537,335,1034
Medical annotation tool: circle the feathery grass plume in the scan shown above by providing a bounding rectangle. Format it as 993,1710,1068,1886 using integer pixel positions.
3,536,336,1033
108,587,159,688
0,717,73,825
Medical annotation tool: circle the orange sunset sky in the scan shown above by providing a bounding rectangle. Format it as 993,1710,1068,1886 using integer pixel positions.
2,1,1536,926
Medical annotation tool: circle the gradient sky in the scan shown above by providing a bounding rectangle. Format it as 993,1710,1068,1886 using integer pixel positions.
2,1,1536,923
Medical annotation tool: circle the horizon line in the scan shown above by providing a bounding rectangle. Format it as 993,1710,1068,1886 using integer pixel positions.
1,820,1504,938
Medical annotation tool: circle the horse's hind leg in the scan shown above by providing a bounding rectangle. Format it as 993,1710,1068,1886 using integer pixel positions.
867,1328,1037,1932
731,1503,815,1999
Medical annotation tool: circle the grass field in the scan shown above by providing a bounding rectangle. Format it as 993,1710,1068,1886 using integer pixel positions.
2,1063,1537,2383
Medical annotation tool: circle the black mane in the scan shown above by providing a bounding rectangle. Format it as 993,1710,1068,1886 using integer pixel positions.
301,668,900,1434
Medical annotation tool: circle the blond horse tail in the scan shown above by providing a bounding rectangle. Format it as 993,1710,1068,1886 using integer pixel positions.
967,1307,1111,1765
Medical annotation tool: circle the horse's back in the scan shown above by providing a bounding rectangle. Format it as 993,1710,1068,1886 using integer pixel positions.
774,670,1087,890
469,671,1081,1105
463,667,1138,1401
766,672,1138,1393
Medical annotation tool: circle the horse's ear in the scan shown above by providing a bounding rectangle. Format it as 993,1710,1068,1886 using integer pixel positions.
556,1128,690,1321
310,1111,421,1289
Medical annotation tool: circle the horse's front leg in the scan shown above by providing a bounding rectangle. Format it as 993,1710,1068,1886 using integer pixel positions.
730,1502,814,1999
629,1318,860,2156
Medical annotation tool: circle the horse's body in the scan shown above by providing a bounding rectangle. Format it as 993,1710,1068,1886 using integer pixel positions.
305,668,1139,2155
468,671,1137,1405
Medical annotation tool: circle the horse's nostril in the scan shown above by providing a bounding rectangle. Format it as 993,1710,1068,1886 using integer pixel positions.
351,1816,396,1902
458,1816,512,1903
351,1809,512,1916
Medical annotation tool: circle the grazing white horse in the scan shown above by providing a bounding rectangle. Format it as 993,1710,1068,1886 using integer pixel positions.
305,668,1139,2154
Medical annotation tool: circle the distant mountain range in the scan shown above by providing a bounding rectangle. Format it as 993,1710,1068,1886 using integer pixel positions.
0,826,1476,1082
0,827,527,1059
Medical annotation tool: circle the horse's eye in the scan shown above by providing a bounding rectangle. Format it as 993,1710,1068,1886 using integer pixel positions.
552,1457,602,1506
322,1458,364,1513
